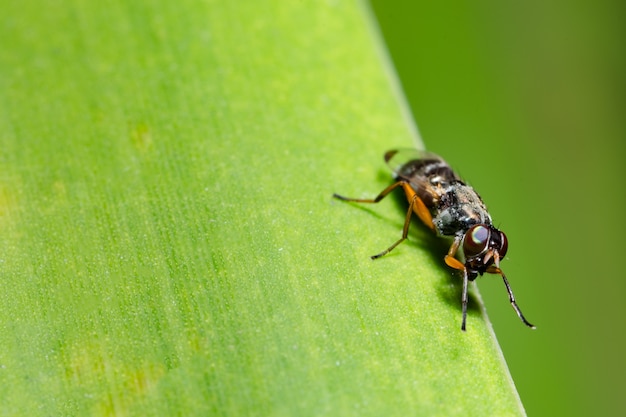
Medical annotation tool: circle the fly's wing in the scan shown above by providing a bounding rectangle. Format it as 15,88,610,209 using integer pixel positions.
384,149,446,180
383,148,452,207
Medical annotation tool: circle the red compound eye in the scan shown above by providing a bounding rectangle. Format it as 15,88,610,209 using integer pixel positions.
498,231,508,258
463,224,490,257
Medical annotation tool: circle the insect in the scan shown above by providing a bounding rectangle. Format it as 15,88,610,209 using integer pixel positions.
333,149,535,331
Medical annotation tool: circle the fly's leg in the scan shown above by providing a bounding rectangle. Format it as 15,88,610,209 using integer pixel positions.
334,181,434,259
444,237,471,331
443,236,463,270
487,265,536,329
370,193,417,259
333,180,407,205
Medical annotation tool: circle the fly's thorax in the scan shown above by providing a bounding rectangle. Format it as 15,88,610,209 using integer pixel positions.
432,183,492,236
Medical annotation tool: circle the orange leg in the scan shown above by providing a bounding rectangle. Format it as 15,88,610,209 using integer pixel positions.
401,183,436,233
444,237,471,331
333,180,407,204
444,237,464,270
333,181,435,259
370,193,417,259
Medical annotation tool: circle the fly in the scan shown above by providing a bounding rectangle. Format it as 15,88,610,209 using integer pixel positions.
333,149,535,331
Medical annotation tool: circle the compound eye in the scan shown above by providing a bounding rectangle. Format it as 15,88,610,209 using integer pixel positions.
498,231,509,258
463,225,490,257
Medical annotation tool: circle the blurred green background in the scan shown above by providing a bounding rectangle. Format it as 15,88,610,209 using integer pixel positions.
370,0,626,416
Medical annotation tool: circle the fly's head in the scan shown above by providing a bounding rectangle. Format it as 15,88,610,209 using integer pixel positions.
462,224,508,277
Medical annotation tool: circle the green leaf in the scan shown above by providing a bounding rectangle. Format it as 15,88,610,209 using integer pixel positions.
0,1,525,416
